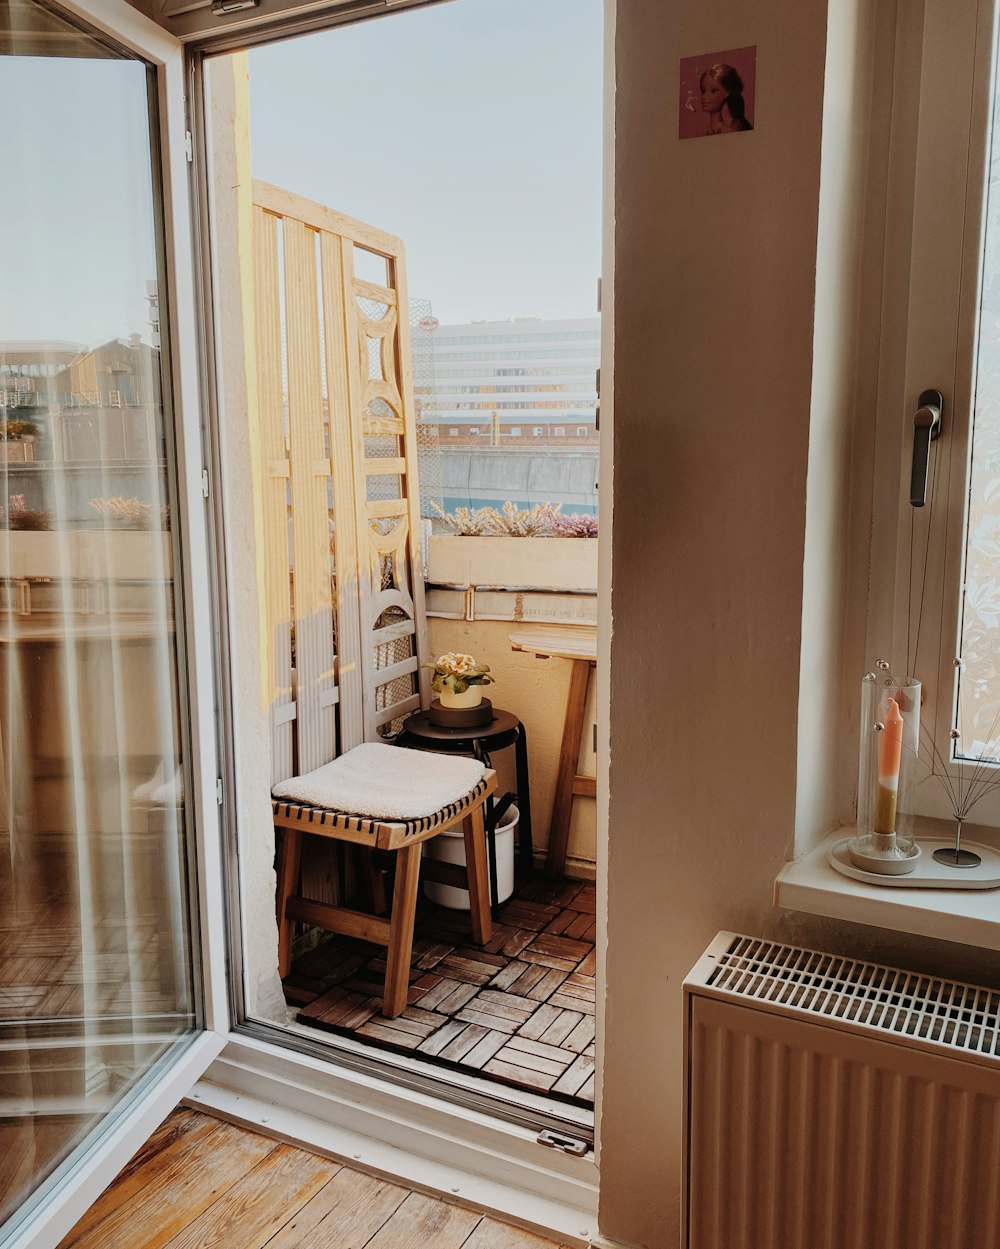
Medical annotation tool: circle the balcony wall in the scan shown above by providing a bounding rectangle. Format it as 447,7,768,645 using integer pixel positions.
425,534,599,873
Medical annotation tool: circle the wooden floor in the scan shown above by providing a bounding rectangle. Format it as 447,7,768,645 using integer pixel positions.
285,876,596,1107
58,1108,574,1249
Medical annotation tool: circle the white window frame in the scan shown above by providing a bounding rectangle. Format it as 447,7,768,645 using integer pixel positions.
868,0,1000,826
4,5,230,1247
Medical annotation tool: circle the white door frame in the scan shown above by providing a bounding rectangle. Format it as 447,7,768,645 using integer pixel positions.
3,4,230,1247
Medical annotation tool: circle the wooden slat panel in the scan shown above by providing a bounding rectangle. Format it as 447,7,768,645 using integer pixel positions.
373,693,421,729
364,456,407,476
340,238,381,739
354,277,397,307
252,207,294,783
319,230,364,753
284,217,337,774
373,655,419,687
391,250,431,706
367,499,408,519
254,180,401,256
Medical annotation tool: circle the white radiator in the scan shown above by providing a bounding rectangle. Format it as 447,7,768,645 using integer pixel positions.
684,932,1000,1249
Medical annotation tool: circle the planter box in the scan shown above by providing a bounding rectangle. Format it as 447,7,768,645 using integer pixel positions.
427,535,597,592
0,530,173,582
0,437,36,463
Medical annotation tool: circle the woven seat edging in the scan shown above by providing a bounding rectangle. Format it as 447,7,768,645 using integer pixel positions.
271,773,493,840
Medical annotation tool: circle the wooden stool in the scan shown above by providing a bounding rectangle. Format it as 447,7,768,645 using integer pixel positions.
274,770,497,1018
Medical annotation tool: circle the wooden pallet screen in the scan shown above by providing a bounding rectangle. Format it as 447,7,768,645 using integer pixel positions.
251,181,428,782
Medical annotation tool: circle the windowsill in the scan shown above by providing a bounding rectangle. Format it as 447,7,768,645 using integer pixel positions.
775,824,1000,951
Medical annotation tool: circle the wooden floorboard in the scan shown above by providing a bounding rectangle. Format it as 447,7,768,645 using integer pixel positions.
60,1110,574,1249
288,877,597,1109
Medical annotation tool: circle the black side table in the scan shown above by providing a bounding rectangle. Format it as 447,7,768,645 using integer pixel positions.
397,707,534,911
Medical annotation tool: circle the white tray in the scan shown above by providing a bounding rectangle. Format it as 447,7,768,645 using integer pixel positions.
828,837,1000,889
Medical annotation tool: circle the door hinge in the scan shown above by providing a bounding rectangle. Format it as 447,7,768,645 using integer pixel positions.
185,130,194,164
216,778,224,806
536,1128,590,1157
201,468,210,498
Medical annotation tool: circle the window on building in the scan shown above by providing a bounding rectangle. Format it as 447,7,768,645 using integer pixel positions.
448,427,459,437
553,427,566,437
509,427,522,437
532,426,544,437
577,426,589,436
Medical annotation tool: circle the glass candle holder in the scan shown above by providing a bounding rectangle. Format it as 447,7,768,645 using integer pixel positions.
849,670,922,874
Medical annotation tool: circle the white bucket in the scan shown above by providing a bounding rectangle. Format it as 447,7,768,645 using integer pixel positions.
424,804,517,909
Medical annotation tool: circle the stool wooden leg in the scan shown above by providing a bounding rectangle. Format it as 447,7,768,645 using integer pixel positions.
463,803,494,946
546,658,592,879
275,827,302,979
384,842,422,1018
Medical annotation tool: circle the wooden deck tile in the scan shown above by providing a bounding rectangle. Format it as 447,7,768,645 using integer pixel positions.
481,1057,558,1093
440,1022,491,1062
461,1028,509,1068
521,967,570,1001
538,1010,585,1047
563,1016,596,1053
416,1019,469,1057
488,958,534,991
288,874,597,1109
552,1055,596,1098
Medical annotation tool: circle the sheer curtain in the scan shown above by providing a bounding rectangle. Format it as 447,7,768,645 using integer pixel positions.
0,0,196,1229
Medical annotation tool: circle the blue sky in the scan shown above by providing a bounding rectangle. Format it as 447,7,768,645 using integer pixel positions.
0,0,602,350
0,56,158,348
248,0,603,324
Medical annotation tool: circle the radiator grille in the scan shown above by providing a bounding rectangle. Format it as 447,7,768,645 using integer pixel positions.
706,934,1000,1059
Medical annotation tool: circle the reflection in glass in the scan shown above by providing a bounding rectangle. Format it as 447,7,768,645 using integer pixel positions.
0,1,196,1230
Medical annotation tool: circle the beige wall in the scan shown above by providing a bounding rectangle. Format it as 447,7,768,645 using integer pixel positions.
427,617,597,872
599,4,1000,1247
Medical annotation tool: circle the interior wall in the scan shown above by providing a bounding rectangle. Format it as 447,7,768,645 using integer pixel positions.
600,4,1000,1247
601,1,852,1244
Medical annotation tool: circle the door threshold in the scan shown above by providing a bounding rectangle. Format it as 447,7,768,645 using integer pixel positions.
192,1032,598,1244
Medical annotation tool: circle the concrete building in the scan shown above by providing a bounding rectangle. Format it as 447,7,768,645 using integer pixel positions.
416,315,600,446
415,316,600,513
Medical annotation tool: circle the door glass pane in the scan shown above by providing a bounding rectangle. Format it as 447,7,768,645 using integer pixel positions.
0,0,197,1230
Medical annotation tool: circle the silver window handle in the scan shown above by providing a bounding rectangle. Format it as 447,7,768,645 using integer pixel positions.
910,388,944,508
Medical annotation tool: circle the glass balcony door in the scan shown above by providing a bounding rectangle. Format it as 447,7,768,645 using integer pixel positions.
0,4,226,1246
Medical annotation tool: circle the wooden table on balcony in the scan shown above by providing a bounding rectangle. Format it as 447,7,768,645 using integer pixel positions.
509,623,597,879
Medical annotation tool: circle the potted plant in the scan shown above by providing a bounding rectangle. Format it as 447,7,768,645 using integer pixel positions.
424,651,495,708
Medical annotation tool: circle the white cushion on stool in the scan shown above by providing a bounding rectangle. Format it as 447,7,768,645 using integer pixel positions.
271,742,486,821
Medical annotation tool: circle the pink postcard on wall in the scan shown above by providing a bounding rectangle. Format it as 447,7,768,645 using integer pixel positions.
679,46,756,140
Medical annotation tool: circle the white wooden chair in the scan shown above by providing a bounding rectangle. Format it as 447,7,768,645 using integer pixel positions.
252,184,495,1018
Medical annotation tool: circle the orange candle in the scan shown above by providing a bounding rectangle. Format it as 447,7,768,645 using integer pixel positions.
874,697,904,834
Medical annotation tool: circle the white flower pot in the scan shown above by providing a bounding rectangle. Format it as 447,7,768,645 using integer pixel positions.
439,684,484,709
425,804,518,909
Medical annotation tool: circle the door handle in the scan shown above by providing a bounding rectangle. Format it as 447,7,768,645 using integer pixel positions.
910,388,943,508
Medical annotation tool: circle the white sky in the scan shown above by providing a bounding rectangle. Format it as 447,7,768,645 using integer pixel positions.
248,0,603,325
0,0,602,350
